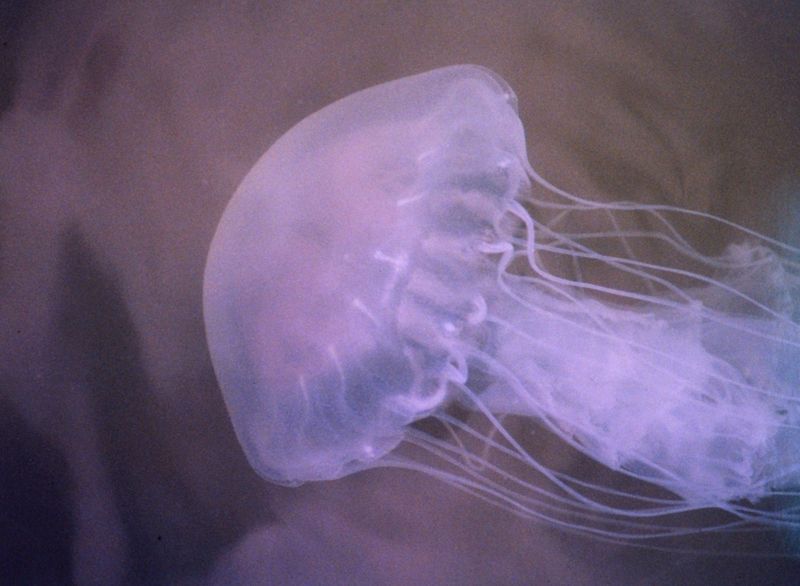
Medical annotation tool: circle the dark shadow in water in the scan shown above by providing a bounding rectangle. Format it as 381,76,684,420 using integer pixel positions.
0,0,34,117
0,393,75,585
54,225,273,583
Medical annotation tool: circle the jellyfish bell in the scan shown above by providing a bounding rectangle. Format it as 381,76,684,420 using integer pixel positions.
203,64,800,543
203,65,522,484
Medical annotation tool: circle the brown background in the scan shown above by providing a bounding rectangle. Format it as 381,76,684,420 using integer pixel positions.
1,1,799,584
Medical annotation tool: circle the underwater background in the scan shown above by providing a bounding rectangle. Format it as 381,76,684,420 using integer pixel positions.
1,1,799,584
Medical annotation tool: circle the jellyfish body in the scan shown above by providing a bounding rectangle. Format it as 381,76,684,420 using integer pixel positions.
203,66,525,485
203,65,800,541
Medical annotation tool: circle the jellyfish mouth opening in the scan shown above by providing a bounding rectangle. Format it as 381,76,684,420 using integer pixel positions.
399,409,776,548
398,377,799,554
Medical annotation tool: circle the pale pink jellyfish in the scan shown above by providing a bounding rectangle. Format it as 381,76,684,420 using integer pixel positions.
203,65,800,547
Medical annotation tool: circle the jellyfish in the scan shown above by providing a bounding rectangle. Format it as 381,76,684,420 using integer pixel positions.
203,65,800,547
